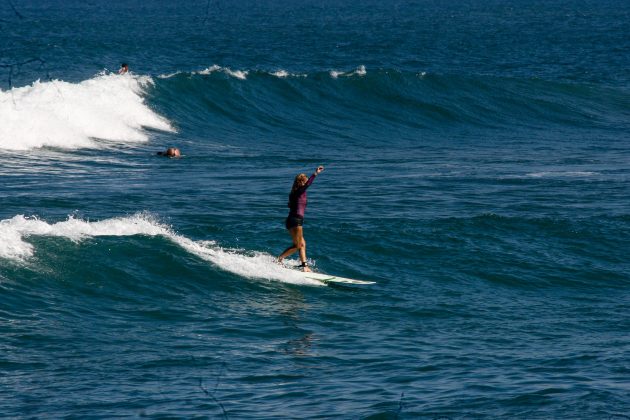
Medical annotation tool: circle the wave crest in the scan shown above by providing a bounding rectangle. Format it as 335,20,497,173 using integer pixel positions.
149,67,629,131
0,74,174,151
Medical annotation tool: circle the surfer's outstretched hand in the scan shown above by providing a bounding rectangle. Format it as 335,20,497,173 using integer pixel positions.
316,165,324,174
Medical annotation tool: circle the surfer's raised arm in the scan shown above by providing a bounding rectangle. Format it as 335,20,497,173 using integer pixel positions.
305,165,324,188
293,166,324,195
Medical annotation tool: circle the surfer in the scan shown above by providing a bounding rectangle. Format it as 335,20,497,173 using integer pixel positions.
278,165,324,272
118,63,129,74
157,147,181,157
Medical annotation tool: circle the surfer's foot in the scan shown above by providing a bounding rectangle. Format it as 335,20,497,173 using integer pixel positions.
300,262,311,272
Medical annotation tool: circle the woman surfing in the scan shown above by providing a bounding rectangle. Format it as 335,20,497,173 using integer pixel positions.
278,166,325,272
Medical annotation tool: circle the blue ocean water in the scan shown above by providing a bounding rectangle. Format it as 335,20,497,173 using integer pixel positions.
1,0,629,418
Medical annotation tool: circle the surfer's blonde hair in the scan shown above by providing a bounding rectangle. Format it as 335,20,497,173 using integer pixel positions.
291,173,308,193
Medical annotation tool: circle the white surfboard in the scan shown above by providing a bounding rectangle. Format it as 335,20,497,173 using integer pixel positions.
300,271,375,285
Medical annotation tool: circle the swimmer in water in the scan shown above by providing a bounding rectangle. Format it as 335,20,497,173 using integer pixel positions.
118,63,129,74
278,165,325,272
156,147,181,157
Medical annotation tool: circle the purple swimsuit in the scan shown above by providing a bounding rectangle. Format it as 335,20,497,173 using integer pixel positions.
288,174,316,218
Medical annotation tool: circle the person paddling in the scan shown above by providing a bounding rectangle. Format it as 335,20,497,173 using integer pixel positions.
278,165,324,272
156,147,181,157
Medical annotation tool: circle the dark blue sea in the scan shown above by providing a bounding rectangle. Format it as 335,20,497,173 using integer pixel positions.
1,0,629,418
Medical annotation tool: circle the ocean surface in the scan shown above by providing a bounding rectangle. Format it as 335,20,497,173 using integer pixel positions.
1,0,629,418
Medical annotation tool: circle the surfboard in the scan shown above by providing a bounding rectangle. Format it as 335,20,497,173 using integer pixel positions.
300,271,375,285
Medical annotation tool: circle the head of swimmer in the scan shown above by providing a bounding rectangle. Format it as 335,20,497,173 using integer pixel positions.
157,147,181,158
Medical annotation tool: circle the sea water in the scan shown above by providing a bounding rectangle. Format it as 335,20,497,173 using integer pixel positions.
1,0,629,418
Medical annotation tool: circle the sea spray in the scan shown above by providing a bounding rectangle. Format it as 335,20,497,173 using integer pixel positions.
0,74,174,151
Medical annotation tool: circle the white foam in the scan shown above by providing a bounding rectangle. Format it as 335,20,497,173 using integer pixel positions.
0,213,322,286
354,65,367,76
270,70,307,78
158,71,182,79
197,65,248,80
0,74,175,151
330,65,367,79
525,171,599,178
225,69,248,80
272,70,289,78
197,65,222,75
329,70,343,79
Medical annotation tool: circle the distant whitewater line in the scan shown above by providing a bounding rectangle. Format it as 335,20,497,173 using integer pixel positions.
157,65,365,80
0,74,174,151
524,171,600,178
0,213,322,286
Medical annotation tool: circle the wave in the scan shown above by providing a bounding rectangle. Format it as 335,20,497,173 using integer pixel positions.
4,67,628,152
150,66,630,134
0,213,322,286
0,73,174,151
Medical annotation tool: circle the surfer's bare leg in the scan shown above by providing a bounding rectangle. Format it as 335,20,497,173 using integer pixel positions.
278,245,297,262
299,237,311,272
278,227,300,262
294,227,311,272
278,227,311,271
